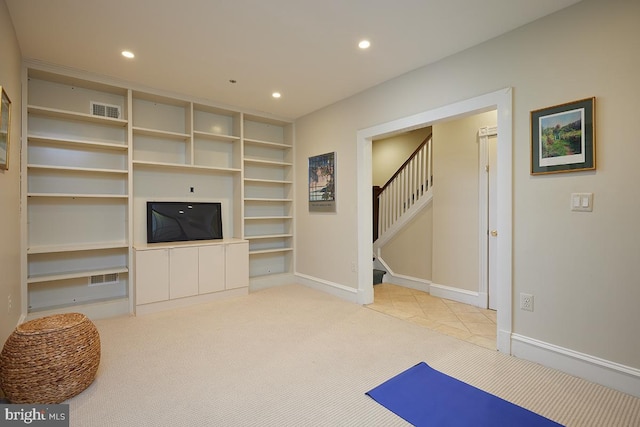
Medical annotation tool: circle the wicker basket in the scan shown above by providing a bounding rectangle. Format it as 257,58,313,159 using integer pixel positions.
0,313,101,404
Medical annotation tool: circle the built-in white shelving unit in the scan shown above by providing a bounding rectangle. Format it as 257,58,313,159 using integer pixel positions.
243,115,294,279
21,64,294,319
24,68,130,317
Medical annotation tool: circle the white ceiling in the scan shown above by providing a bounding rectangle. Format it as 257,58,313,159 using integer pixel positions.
5,0,582,120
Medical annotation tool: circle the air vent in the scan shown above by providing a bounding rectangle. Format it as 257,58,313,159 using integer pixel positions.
89,272,119,287
90,101,121,119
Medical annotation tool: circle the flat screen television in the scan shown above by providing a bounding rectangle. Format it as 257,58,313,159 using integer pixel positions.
147,201,223,244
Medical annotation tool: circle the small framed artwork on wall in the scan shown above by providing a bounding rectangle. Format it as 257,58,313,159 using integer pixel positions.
530,97,595,175
308,151,336,212
0,86,11,170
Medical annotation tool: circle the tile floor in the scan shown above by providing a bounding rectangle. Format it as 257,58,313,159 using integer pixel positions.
366,283,497,350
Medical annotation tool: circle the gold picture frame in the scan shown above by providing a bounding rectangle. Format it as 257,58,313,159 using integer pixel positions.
0,86,11,170
530,97,595,175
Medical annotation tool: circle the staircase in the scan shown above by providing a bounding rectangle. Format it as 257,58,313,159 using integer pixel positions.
373,268,386,285
373,133,433,251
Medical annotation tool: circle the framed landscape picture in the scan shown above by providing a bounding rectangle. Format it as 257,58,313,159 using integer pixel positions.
530,97,595,175
308,151,336,212
0,86,11,170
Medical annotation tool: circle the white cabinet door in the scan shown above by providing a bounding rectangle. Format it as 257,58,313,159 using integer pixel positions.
169,247,199,299
198,244,225,294
135,249,169,305
226,242,249,289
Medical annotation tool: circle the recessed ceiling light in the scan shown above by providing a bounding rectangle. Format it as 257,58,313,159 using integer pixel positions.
358,40,371,49
121,50,135,59
272,92,281,99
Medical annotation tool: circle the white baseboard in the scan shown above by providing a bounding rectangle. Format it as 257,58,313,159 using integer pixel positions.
26,298,130,321
512,333,640,398
294,273,360,304
135,288,248,316
429,282,486,308
385,273,430,293
374,255,430,293
249,273,295,292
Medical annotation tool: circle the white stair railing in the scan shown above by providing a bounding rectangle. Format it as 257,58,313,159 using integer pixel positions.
377,135,432,241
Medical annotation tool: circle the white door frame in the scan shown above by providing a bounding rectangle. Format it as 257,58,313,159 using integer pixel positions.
356,88,513,354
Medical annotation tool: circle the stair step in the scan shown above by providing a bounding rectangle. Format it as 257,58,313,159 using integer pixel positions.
373,269,386,285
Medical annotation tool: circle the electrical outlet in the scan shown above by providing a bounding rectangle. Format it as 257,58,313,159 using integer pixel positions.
520,293,534,312
7,295,12,314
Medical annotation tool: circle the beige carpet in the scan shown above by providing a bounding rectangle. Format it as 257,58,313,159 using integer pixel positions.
68,284,640,426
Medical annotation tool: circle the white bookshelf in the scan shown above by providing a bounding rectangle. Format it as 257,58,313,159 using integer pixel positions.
21,64,294,318
243,116,294,278
24,69,130,315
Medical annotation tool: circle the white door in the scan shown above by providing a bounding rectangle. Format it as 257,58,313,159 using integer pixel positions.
199,244,225,294
169,247,199,299
488,134,498,310
135,249,169,305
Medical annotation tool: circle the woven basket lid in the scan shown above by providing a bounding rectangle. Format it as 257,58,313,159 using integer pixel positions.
15,313,88,335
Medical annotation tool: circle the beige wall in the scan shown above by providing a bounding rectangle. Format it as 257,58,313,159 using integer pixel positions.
0,0,23,344
295,0,640,370
432,111,496,291
380,205,433,280
372,127,431,187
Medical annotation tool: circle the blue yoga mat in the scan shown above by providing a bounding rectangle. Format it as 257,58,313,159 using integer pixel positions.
366,362,564,427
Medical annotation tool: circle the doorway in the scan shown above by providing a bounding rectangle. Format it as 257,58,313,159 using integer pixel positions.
369,118,497,349
356,88,513,354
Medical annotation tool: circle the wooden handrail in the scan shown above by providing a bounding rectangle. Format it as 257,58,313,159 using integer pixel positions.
380,133,432,193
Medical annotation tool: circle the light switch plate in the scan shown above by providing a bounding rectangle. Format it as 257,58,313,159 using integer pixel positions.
571,193,593,212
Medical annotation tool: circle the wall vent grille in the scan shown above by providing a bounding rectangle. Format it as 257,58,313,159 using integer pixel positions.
90,101,121,119
89,273,119,286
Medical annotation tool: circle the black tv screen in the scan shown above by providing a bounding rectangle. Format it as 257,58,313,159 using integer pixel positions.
147,202,223,243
